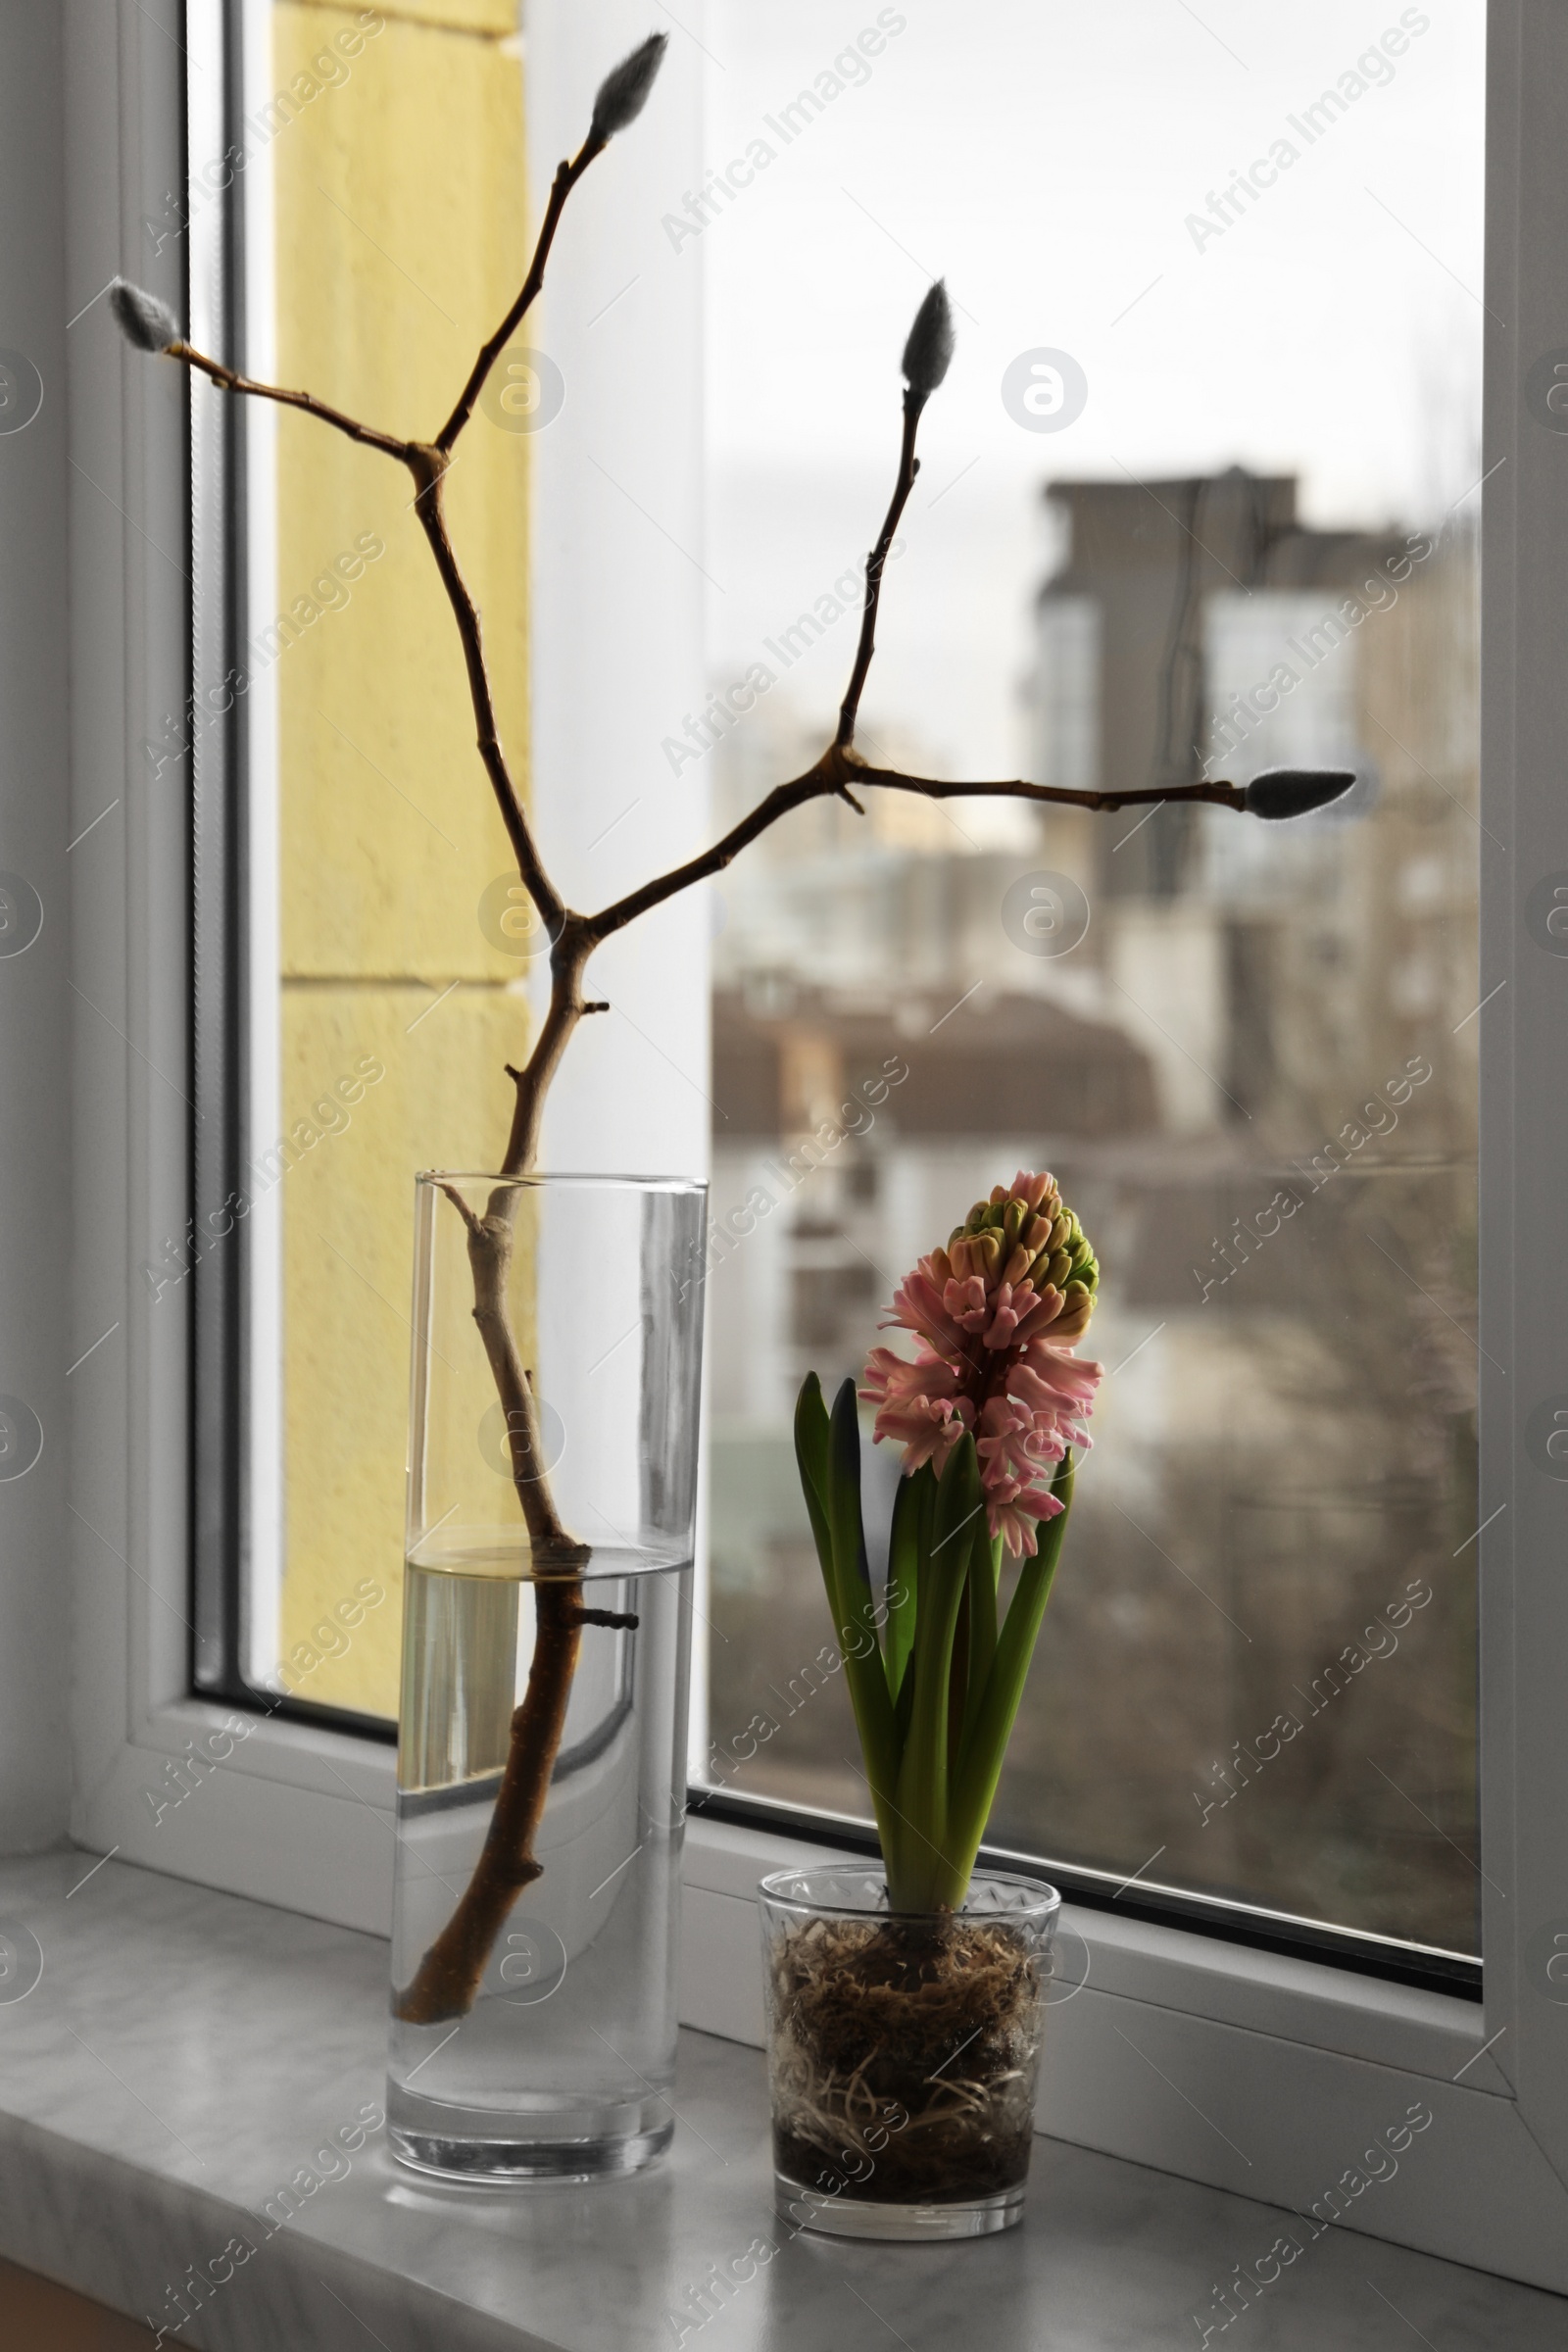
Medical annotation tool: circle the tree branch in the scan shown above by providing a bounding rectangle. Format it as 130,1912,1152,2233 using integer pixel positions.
165,350,564,953
436,142,603,454
500,920,596,1176
851,761,1248,816
406,446,564,935
167,104,617,949
585,745,1248,942
175,345,412,463
836,394,924,752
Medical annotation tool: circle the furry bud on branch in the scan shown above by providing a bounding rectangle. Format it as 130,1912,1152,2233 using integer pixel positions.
902,279,955,403
1243,766,1356,821
590,31,668,144
109,276,180,354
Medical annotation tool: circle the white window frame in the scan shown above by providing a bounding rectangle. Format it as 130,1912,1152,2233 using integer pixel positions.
50,0,1568,2293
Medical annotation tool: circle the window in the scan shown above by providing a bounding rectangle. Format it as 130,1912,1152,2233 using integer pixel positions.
185,3,710,1749
694,1,1485,1976
57,0,1568,2286
185,0,1487,1966
185,1,537,1732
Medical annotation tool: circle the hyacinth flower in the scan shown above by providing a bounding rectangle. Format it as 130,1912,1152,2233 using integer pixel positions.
794,1172,1102,1912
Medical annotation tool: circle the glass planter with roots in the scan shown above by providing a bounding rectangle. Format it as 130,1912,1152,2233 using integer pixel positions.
771,1171,1100,2237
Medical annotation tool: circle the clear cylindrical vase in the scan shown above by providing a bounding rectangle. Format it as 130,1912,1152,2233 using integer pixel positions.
388,1172,705,2181
760,1864,1060,2239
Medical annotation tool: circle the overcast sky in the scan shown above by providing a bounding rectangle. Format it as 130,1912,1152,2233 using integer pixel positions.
698,0,1485,781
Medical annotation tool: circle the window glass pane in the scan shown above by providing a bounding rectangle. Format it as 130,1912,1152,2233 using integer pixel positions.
699,0,1483,1954
235,0,530,1722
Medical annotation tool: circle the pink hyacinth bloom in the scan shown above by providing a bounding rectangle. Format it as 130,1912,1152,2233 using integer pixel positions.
860,1177,1102,1556
885,1265,970,1358
859,1346,973,1477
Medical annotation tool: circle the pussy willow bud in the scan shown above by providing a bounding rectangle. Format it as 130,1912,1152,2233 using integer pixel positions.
902,279,955,402
109,277,179,354
589,31,668,144
1244,767,1355,821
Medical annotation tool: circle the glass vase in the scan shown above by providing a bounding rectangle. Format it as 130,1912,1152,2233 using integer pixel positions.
388,1172,705,2181
759,1864,1060,2239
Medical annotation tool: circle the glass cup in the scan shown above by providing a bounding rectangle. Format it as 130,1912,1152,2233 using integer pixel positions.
387,1172,705,2181
760,1862,1061,2239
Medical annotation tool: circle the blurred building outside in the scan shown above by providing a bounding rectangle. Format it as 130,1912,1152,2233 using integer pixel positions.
700,466,1480,1954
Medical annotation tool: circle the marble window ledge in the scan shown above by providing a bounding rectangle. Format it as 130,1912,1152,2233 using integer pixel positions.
0,1849,1560,2352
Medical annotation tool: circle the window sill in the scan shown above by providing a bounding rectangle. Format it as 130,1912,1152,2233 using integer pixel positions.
0,1849,1561,2349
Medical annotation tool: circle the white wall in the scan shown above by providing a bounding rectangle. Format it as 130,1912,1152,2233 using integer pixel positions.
525,0,710,1183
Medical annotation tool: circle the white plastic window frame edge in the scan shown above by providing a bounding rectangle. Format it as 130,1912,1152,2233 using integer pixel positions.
60,0,1568,2295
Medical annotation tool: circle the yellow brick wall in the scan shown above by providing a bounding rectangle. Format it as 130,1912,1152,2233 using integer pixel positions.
270,0,531,1714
